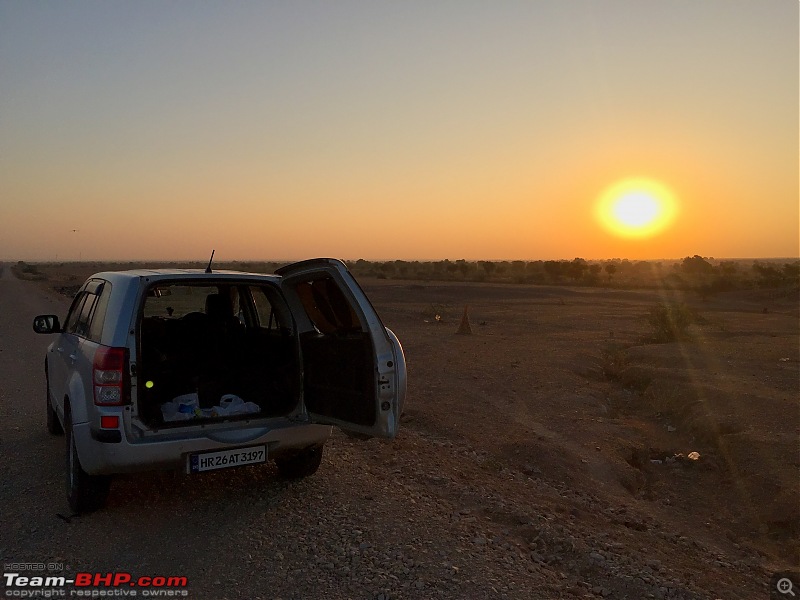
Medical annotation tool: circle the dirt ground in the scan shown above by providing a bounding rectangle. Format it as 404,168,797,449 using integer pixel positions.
16,262,800,597
363,278,800,583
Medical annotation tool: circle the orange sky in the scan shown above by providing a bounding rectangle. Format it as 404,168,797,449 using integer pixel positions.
1,2,797,262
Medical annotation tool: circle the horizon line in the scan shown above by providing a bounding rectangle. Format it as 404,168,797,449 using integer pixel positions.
4,256,799,264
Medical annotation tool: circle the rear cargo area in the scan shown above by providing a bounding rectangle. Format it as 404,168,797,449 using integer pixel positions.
136,282,301,427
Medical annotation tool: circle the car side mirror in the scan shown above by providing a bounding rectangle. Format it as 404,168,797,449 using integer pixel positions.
33,315,61,334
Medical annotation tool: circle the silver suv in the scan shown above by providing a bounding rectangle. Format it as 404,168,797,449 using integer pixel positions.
33,259,406,513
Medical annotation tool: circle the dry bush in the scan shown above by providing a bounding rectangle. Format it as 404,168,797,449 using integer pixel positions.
646,302,697,342
599,342,628,381
11,261,47,281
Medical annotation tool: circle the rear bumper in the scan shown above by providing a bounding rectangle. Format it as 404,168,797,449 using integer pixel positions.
72,421,332,475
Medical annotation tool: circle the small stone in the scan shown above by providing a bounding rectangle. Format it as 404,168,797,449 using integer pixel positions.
589,551,605,563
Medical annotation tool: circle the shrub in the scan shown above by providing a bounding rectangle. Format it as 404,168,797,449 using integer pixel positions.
647,302,696,342
599,342,628,380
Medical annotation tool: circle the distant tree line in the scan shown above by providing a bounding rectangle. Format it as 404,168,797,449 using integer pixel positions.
13,256,800,297
341,256,800,294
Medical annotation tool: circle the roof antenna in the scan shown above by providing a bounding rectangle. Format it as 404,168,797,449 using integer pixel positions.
205,249,215,273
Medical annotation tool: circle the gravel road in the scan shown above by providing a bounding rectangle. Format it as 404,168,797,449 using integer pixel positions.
0,266,546,600
0,265,774,599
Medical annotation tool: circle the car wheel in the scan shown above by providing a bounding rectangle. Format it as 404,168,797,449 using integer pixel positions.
45,372,63,436
275,445,324,480
65,407,111,513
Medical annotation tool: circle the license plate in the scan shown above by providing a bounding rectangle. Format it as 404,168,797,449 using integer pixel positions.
188,445,267,474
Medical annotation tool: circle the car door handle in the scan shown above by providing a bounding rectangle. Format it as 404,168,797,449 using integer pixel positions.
68,354,78,363
56,347,64,353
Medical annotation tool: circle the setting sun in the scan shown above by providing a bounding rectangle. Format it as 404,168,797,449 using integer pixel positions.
596,178,678,239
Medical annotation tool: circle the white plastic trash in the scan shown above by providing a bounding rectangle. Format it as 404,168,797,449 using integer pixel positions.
161,393,200,422
220,394,260,415
161,393,259,422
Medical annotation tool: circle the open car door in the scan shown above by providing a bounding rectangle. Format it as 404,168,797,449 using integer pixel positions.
276,259,404,439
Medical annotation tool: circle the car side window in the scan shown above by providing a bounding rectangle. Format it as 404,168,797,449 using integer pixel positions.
230,287,244,325
62,292,88,334
249,285,292,333
61,281,108,340
87,281,112,342
73,292,99,338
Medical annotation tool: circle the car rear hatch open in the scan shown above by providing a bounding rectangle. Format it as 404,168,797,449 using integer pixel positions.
276,258,403,439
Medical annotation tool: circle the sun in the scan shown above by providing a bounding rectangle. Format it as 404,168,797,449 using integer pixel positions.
596,178,677,238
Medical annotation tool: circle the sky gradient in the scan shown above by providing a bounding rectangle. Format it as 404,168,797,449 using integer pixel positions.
1,1,797,262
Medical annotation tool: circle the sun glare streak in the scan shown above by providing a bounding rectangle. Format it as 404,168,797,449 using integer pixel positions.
596,178,678,238
651,283,752,517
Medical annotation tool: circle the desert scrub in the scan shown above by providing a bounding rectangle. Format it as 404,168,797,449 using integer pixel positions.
647,302,697,342
11,261,47,281
599,342,629,381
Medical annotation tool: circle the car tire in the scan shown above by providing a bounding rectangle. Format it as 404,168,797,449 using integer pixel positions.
65,407,111,513
275,445,324,480
45,372,63,436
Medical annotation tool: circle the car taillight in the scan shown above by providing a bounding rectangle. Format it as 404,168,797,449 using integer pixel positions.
93,346,129,405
